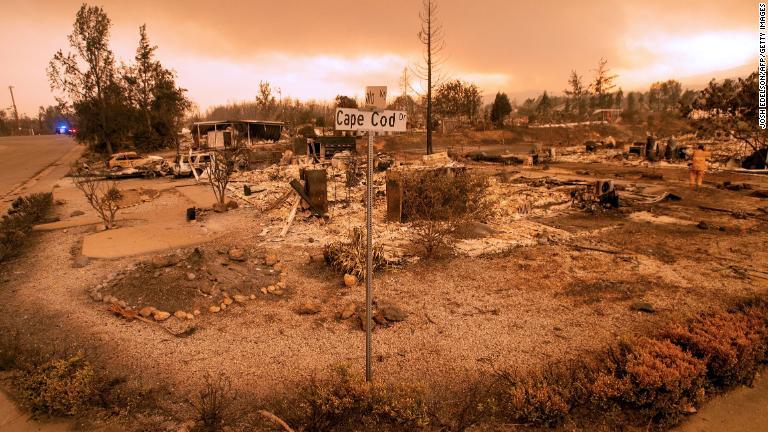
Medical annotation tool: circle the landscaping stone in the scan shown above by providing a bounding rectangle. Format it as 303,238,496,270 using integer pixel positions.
153,311,171,321
373,311,388,325
339,302,356,320
174,310,187,319
630,301,656,313
186,272,196,281
151,255,171,268
139,306,156,318
358,311,375,331
343,274,357,287
228,248,246,261
380,304,408,322
265,254,278,266
209,305,221,313
297,301,321,315
69,210,85,217
72,255,90,268
233,294,247,303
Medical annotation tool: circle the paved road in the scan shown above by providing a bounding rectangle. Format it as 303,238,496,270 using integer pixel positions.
0,135,77,200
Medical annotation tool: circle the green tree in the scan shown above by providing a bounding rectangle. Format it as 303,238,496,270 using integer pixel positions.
678,89,699,118
490,92,512,127
434,80,483,124
614,88,624,109
536,91,553,123
48,4,121,154
37,105,69,134
123,24,190,150
623,91,643,123
693,73,765,152
564,70,589,119
335,95,358,108
591,57,617,109
256,81,277,118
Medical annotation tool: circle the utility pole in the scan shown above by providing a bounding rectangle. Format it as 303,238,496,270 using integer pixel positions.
8,86,20,135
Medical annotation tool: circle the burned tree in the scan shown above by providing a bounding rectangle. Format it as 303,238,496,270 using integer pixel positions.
416,0,445,155
72,169,122,229
206,149,236,212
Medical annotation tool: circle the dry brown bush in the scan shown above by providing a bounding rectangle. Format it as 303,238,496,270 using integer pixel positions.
0,192,53,262
323,228,386,279
665,298,768,388
206,149,236,212
17,353,100,416
277,367,430,432
401,169,490,258
187,373,240,432
495,366,571,427
72,171,122,229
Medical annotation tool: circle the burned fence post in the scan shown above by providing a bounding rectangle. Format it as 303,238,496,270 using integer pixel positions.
301,168,328,215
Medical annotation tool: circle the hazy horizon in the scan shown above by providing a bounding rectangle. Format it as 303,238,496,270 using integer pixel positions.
0,0,757,116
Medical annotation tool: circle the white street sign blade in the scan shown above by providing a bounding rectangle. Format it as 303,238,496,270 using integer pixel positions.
334,108,407,132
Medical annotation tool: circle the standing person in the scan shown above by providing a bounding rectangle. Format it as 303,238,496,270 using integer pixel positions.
689,144,711,191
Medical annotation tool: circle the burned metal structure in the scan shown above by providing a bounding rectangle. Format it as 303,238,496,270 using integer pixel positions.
191,120,285,149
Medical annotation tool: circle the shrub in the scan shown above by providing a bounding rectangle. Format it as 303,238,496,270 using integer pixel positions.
72,170,122,229
619,338,706,424
0,192,53,262
495,367,570,427
323,228,386,279
187,373,239,432
401,169,490,258
430,378,499,432
17,353,99,416
665,301,768,388
283,367,430,432
495,338,708,428
401,169,489,223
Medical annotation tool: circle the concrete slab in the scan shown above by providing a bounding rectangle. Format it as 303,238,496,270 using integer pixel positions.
81,222,224,259
0,387,71,432
175,184,217,208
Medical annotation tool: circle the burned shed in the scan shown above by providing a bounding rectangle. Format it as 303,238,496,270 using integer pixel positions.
191,120,285,149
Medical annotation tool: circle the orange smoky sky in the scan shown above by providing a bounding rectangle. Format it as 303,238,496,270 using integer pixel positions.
0,0,757,116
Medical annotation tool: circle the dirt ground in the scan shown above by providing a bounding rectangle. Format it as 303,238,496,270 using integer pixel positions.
1,130,767,428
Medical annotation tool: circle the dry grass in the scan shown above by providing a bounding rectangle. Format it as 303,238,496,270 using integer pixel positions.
484,296,768,429
323,228,386,279
187,373,240,432
17,353,100,416
401,169,491,258
275,367,430,432
0,192,53,263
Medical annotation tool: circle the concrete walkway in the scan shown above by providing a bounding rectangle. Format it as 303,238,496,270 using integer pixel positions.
81,221,224,259
676,371,768,432
0,388,71,432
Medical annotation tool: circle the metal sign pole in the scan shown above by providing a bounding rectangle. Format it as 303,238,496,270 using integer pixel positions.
365,129,373,382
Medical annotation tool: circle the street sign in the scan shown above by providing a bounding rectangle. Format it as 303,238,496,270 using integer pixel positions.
364,86,387,110
334,86,406,383
334,108,407,132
